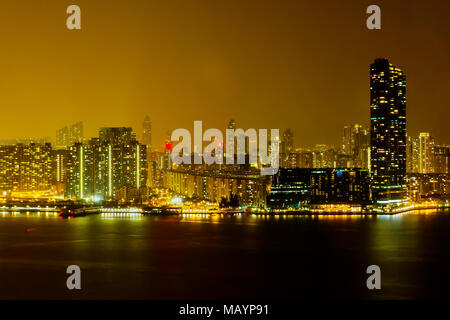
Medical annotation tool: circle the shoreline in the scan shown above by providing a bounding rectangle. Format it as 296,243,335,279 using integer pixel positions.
58,203,448,217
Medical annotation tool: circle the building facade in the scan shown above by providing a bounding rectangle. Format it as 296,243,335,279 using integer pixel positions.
66,128,147,202
370,58,407,206
0,143,53,192
267,168,371,210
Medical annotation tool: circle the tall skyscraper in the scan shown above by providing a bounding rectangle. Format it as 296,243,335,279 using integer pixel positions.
370,58,407,206
142,116,152,151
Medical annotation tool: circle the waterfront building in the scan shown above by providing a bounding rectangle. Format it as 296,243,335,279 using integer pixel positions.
407,173,449,201
0,143,52,192
164,166,269,208
267,168,311,209
370,58,407,206
267,168,371,210
66,128,147,202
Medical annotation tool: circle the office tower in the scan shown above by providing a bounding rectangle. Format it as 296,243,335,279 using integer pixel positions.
370,58,407,205
66,128,147,201
267,168,370,210
418,132,435,173
267,168,311,209
142,116,152,151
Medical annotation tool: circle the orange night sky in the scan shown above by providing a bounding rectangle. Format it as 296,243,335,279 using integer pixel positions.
0,0,449,150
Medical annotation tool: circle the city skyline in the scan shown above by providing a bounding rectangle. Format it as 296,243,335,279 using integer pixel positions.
0,55,447,210
0,1,449,148
1,1,450,304
1,115,447,154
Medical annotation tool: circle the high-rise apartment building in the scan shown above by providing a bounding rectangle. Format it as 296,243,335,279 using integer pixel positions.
0,144,53,192
418,132,435,173
370,58,407,205
66,127,147,202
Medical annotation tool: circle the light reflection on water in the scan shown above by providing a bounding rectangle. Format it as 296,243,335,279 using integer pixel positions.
0,208,449,299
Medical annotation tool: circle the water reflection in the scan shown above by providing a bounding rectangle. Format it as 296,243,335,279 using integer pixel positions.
0,209,448,299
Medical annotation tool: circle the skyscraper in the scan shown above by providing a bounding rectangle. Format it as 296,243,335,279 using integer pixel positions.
142,116,152,151
370,58,407,206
